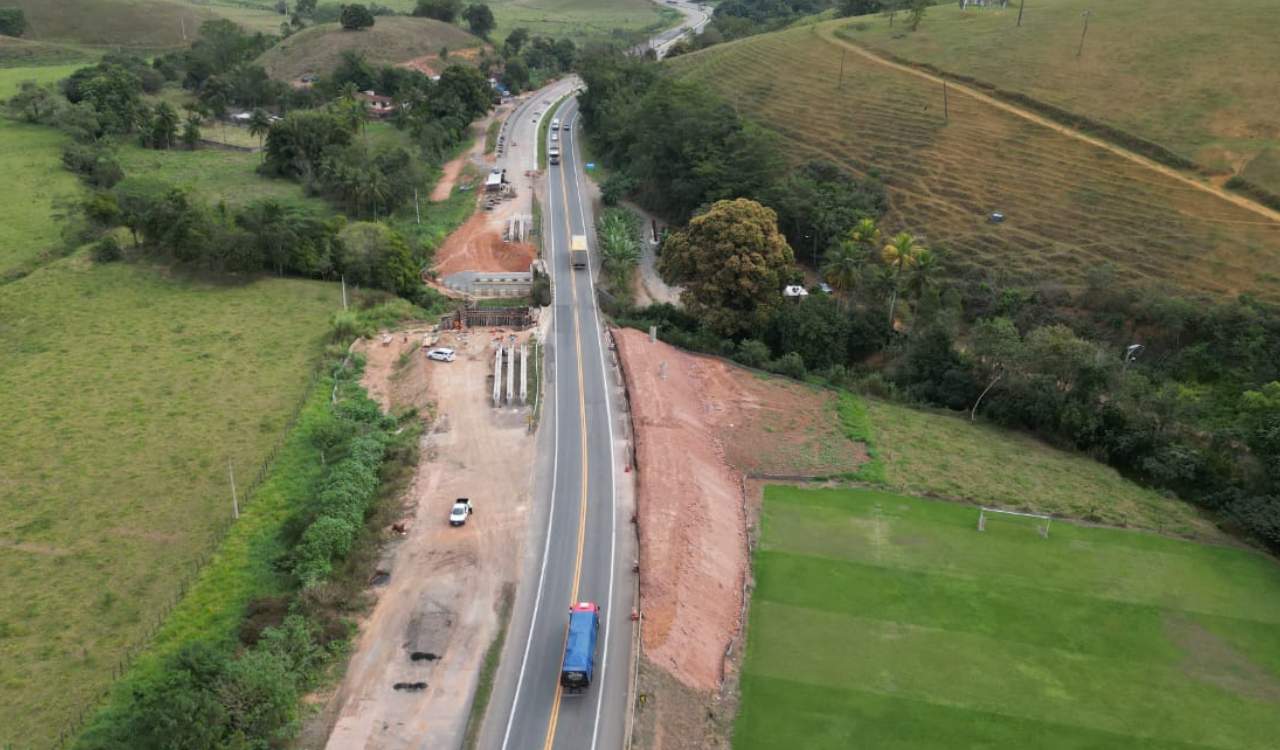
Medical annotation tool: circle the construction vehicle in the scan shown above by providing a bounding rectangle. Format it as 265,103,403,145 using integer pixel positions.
559,602,600,693
570,234,588,270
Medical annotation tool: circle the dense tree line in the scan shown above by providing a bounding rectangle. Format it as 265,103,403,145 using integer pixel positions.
82,178,429,299
492,29,577,94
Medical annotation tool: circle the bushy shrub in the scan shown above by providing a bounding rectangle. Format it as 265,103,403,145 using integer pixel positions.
91,235,123,263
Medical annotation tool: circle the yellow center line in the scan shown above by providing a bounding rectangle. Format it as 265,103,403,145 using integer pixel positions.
542,102,591,750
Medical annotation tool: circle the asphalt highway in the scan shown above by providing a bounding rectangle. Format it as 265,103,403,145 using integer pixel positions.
482,97,630,750
483,7,712,748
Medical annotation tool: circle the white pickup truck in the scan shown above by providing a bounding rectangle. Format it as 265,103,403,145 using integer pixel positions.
449,498,473,526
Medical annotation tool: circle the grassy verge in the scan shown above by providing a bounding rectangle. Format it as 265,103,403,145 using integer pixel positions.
462,583,516,750
833,392,885,484
484,117,502,155
738,485,1280,749
0,116,81,278
527,338,544,429
537,93,570,171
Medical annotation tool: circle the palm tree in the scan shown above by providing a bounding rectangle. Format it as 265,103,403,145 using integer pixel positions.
881,232,923,331
152,102,180,150
903,247,941,303
248,107,271,159
849,217,881,251
821,240,862,310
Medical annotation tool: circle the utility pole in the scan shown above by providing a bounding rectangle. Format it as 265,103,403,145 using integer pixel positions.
414,187,421,225
341,275,348,311
838,49,847,90
228,460,239,520
943,81,949,122
1017,0,1025,27
1076,9,1092,59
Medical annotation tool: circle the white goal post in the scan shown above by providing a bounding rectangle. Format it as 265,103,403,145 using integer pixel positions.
977,507,1053,538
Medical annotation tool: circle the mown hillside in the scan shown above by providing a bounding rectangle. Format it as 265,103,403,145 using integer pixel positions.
665,21,1280,300
256,16,485,82
3,0,281,49
840,0,1280,194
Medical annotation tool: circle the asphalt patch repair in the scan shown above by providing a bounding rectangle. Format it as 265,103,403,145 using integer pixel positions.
613,328,866,749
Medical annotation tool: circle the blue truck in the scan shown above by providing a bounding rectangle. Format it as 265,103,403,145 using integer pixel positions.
560,602,601,693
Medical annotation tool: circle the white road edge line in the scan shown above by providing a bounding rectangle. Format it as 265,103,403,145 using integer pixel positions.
563,101,620,750
500,82,567,750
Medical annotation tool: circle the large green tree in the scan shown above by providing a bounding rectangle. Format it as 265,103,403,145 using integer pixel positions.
415,0,462,21
658,198,795,337
340,3,376,30
462,3,495,37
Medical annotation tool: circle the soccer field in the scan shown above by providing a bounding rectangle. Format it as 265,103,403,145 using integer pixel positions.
737,487,1280,749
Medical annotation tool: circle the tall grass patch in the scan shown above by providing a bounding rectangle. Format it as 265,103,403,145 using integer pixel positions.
738,486,1280,749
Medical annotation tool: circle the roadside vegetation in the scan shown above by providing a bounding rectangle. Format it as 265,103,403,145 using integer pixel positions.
580,46,1280,552
741,485,1280,749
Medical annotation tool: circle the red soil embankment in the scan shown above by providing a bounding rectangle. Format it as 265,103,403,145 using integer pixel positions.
432,212,536,276
615,328,868,693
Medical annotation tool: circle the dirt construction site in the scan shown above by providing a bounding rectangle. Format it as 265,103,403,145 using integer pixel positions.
613,328,867,750
315,322,540,750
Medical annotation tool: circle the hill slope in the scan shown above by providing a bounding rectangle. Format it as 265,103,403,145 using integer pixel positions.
257,16,485,82
840,0,1280,194
3,0,280,49
666,22,1280,300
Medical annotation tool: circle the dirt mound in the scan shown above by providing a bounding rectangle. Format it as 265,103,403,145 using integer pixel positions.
432,212,536,276
614,328,865,693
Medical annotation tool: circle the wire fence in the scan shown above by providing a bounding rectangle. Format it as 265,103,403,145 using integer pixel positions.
49,360,331,750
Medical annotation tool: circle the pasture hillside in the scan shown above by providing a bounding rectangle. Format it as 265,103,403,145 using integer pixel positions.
667,23,1280,300
3,0,281,49
841,0,1280,194
0,37,95,68
739,485,1280,749
256,16,484,82
0,261,339,749
232,0,677,44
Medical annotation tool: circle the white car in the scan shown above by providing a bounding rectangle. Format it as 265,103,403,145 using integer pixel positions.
427,347,456,362
560,123,569,131
551,132,559,142
449,498,473,526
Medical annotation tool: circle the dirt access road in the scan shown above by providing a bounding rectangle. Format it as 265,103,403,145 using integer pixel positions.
319,326,538,750
817,24,1280,227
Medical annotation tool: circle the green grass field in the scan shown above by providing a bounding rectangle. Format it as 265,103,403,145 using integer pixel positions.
0,259,339,748
116,139,327,209
840,0,1280,194
0,113,81,277
667,23,1280,300
739,485,1280,749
